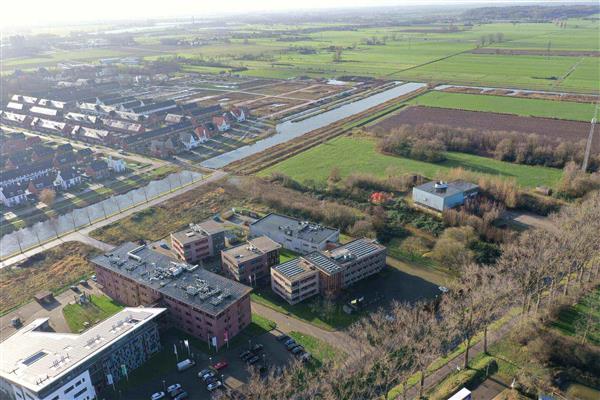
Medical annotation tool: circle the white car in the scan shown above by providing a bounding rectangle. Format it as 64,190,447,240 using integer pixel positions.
207,381,222,391
167,384,181,394
151,392,165,400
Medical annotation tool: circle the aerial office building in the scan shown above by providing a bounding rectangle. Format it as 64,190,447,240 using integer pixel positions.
170,220,226,264
221,236,281,286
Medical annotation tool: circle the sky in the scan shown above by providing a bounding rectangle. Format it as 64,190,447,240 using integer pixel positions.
0,0,589,29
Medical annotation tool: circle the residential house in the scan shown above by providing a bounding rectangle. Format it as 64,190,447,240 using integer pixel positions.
27,174,55,196
0,160,53,186
106,156,126,173
229,107,247,122
77,148,94,162
53,151,77,168
53,167,82,190
212,115,230,132
179,131,206,151
0,182,28,207
31,145,55,162
86,160,110,180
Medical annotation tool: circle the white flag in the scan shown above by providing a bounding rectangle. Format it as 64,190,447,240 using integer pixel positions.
173,344,178,356
211,336,217,348
183,339,189,351
106,373,113,385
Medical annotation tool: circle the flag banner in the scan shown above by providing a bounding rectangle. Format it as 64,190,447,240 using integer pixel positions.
211,336,218,347
224,330,229,342
121,364,128,377
173,344,178,356
184,339,189,350
106,373,113,385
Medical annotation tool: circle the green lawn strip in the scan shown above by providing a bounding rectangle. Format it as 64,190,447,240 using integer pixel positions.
409,91,596,122
279,248,300,264
62,294,124,333
260,136,563,188
247,313,278,335
550,286,600,345
288,331,346,367
424,355,497,400
251,288,358,332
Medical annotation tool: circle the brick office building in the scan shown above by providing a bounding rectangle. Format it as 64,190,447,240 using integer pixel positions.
221,236,281,286
170,220,226,264
92,243,252,348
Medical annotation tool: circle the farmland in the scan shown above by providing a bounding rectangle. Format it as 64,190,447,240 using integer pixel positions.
410,91,597,121
373,106,597,152
259,136,563,188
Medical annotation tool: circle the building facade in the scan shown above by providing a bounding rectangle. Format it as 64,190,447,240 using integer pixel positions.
271,258,320,305
170,220,226,264
221,236,281,286
249,213,339,254
92,243,252,348
0,308,164,400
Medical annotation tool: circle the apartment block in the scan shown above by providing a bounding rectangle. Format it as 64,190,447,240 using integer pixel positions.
249,213,339,254
270,238,386,304
221,236,281,286
92,243,252,348
170,220,226,263
0,308,164,400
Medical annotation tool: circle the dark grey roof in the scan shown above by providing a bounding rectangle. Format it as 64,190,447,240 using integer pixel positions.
0,160,53,182
132,100,176,114
0,182,27,197
327,238,385,263
273,258,304,278
250,213,338,244
304,252,343,275
413,180,479,199
92,243,252,316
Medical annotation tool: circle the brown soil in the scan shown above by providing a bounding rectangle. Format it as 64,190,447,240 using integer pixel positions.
371,106,598,152
471,48,600,57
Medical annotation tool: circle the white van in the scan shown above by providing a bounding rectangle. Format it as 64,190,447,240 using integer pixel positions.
176,359,196,372
447,388,471,400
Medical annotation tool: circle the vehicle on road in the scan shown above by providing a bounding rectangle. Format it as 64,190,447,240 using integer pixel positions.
176,359,196,372
166,384,181,395
151,392,165,400
173,391,189,400
213,360,228,370
247,355,260,365
207,381,222,392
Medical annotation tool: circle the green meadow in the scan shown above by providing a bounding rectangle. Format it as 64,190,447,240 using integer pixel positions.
410,91,597,121
260,136,563,188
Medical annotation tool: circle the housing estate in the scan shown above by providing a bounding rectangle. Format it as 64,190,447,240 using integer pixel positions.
0,308,165,400
271,238,386,304
170,220,227,264
92,243,252,349
412,180,479,212
221,236,281,286
249,213,340,254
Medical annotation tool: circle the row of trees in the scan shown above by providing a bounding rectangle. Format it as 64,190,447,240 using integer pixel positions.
228,191,600,400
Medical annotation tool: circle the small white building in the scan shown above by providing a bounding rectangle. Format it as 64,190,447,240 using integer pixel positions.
230,107,246,122
179,132,205,151
412,180,479,212
106,156,127,173
0,183,28,207
53,168,82,190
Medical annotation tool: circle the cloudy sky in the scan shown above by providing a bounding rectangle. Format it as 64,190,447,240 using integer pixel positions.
0,0,583,29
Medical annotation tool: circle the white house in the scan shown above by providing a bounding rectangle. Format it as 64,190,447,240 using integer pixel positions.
0,183,28,207
230,107,246,122
212,115,230,132
179,132,207,151
53,168,82,190
106,156,127,173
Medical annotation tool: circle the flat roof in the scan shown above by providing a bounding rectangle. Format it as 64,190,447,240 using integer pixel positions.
273,258,317,280
92,243,252,316
0,308,165,394
414,180,478,199
171,220,226,245
325,238,385,264
303,252,343,275
250,213,338,244
222,236,280,262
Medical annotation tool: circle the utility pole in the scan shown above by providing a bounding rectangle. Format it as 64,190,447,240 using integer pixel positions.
582,102,598,172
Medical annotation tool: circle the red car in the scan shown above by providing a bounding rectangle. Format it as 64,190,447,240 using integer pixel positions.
213,360,228,370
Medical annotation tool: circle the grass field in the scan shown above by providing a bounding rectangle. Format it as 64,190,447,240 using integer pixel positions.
410,91,597,121
280,248,300,264
0,242,99,315
288,331,345,366
551,286,600,345
62,294,124,333
260,136,563,188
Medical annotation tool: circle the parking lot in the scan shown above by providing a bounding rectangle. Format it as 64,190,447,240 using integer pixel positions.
99,327,299,400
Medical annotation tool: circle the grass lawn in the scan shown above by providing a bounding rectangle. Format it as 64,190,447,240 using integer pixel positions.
280,248,300,264
260,136,563,188
410,91,597,122
551,286,600,345
247,313,277,336
289,331,346,367
251,287,357,331
62,294,124,333
0,242,99,315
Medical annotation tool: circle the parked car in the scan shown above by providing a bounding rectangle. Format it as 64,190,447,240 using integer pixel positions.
277,334,290,342
151,392,165,400
198,368,212,378
169,388,184,399
207,381,222,392
205,376,217,385
286,341,298,350
239,350,252,361
284,338,295,347
70,285,79,292
201,371,216,382
166,384,181,394
213,360,228,370
173,391,188,400
291,346,304,355
91,274,97,282
300,352,312,362
176,359,195,372
79,279,88,286
251,344,264,354
247,355,260,365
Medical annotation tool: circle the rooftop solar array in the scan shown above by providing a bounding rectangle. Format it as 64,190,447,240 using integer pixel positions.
304,252,343,274
273,258,306,278
331,239,383,260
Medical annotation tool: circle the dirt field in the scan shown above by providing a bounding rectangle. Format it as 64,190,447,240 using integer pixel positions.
471,48,600,57
371,106,598,152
